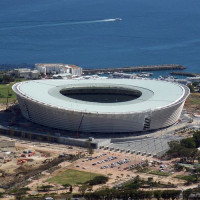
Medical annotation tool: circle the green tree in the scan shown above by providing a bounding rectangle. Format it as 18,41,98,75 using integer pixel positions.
10,187,30,200
38,185,53,192
154,190,162,200
167,141,182,157
193,131,200,147
87,175,109,186
174,163,184,172
183,189,192,200
169,190,181,200
193,82,199,87
188,84,195,93
161,190,172,200
181,138,196,148
161,190,181,200
194,167,200,182
0,192,4,198
78,184,88,196
62,183,71,189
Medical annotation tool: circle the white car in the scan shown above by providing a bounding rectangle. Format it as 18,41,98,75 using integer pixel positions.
45,197,54,200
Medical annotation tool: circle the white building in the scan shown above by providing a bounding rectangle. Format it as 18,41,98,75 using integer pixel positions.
13,68,39,79
35,63,82,77
186,77,200,83
53,73,72,79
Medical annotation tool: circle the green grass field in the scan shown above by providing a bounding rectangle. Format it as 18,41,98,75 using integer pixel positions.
48,169,101,186
175,174,197,182
0,83,16,103
148,170,170,177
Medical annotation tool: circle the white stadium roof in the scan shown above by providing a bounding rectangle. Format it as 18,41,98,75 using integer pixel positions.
14,79,186,114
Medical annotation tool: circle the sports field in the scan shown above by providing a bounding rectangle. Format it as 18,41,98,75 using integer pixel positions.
48,169,100,186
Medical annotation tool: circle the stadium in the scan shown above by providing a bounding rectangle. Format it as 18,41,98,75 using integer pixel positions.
12,79,190,133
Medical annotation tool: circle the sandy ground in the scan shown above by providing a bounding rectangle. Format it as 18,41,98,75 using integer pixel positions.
0,136,197,200
23,148,186,196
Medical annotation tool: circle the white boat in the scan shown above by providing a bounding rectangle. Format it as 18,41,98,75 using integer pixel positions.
115,18,122,21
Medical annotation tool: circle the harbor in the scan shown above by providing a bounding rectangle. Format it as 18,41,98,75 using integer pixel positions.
83,64,186,75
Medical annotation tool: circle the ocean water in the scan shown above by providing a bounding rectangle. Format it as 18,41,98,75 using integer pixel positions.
0,0,200,73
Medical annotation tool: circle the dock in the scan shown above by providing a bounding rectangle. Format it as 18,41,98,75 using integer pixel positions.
83,64,186,75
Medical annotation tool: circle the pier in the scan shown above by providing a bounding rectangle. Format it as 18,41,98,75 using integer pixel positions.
83,64,186,75
170,71,200,77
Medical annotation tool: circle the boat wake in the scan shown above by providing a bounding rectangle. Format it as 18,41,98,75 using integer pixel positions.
0,18,122,30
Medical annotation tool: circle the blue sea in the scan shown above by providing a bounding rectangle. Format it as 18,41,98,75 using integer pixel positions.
0,0,200,73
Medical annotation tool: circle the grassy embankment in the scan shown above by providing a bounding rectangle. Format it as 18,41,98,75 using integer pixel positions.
185,93,200,114
48,169,101,186
0,79,25,104
187,93,200,106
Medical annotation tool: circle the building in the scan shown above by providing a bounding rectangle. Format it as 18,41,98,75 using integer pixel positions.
13,68,40,79
35,63,82,77
186,77,200,83
53,73,72,79
12,79,189,133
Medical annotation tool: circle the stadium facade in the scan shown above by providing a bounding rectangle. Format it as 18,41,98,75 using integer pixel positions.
12,79,190,133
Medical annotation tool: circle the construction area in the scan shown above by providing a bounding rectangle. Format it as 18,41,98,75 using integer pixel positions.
0,136,86,192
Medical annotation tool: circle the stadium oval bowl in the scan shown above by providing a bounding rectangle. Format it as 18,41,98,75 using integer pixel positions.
12,79,190,133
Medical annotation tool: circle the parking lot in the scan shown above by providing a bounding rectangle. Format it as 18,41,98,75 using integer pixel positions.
74,151,158,174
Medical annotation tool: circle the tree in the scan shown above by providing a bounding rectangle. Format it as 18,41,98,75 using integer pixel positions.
169,190,181,200
161,190,181,200
174,163,184,172
38,185,53,192
78,184,88,196
193,82,199,87
183,189,192,200
10,187,30,200
189,148,199,163
181,138,196,148
161,190,172,200
188,84,195,93
194,167,200,182
193,131,200,147
167,141,182,157
62,183,71,189
144,191,153,200
0,192,4,198
154,190,162,200
87,176,109,185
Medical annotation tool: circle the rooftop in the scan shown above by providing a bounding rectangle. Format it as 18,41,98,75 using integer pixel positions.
13,79,188,114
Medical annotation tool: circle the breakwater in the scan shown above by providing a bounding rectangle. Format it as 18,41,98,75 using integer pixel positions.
170,71,200,77
83,64,186,75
